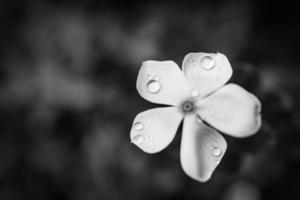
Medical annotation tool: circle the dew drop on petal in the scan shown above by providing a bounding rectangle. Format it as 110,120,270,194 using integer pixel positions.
131,135,145,145
147,75,152,80
165,67,169,73
147,80,161,93
133,122,144,131
212,147,222,157
153,75,159,80
190,89,199,97
148,135,153,141
200,56,215,70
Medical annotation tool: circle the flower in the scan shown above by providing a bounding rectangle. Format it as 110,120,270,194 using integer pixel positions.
130,52,262,182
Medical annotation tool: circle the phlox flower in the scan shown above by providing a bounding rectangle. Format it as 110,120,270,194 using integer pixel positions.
130,52,262,182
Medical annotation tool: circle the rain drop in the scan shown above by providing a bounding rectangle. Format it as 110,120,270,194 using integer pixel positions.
212,147,222,157
131,135,145,145
148,135,153,141
200,56,215,70
133,122,144,131
190,89,199,97
147,80,161,93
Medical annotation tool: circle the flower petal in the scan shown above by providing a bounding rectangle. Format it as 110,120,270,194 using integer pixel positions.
180,115,227,182
197,84,262,138
130,107,183,154
182,52,233,97
137,60,192,106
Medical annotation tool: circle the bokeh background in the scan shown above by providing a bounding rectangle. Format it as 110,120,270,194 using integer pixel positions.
0,0,300,199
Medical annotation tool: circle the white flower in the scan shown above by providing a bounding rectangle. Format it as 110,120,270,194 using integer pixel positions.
130,52,262,182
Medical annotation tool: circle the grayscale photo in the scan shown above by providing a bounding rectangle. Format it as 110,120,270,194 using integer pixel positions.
0,0,299,200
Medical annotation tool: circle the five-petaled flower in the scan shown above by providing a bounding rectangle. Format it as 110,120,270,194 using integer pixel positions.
130,52,262,182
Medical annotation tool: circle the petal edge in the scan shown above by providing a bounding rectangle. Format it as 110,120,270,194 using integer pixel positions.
197,84,262,138
182,52,233,97
137,60,191,106
130,107,183,154
180,115,227,182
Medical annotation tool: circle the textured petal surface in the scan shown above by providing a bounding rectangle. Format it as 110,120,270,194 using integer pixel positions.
182,52,233,97
197,84,262,138
137,60,192,106
130,107,183,153
180,115,227,182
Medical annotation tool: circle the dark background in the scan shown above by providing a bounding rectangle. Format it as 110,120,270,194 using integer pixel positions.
0,0,300,199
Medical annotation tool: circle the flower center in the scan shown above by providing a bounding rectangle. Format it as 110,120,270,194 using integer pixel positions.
180,100,195,114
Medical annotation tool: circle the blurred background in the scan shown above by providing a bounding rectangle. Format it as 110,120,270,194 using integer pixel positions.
0,0,300,199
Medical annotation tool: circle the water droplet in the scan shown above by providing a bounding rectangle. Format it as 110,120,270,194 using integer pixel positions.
212,147,222,157
147,75,152,80
165,67,169,73
147,80,161,93
131,135,145,145
133,122,144,131
148,135,153,141
200,56,215,70
190,89,199,97
153,75,159,80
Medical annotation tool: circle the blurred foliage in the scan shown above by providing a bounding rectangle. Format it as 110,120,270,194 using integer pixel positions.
0,0,300,200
